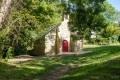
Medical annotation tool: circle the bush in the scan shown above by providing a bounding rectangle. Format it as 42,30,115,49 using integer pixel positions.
0,29,10,58
89,38,96,44
108,36,119,44
99,38,109,45
109,35,119,44
14,42,27,56
6,46,14,59
89,36,109,45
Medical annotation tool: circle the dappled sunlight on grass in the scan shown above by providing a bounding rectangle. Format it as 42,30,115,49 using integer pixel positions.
23,65,45,70
0,56,64,80
61,57,120,80
0,45,120,80
61,45,120,80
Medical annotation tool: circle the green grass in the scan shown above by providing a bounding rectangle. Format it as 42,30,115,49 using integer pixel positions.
0,45,120,80
0,57,63,80
61,45,120,80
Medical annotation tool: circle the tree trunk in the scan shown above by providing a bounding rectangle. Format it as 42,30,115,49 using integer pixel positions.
0,0,12,28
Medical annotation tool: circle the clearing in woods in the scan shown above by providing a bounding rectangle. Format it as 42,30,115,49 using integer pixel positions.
0,45,120,80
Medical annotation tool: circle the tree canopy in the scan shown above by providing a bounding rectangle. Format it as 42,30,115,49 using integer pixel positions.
0,0,65,58
68,0,117,40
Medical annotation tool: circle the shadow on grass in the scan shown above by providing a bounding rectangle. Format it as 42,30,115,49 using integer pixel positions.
60,45,120,80
0,61,46,80
61,57,120,80
82,45,120,56
0,57,63,80
0,45,120,80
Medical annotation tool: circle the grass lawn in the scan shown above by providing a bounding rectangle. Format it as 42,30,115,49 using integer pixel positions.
61,45,120,80
0,45,120,80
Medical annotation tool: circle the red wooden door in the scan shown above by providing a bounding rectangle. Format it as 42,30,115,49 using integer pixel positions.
62,40,68,52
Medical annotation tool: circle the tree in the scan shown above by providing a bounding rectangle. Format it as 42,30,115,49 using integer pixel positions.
102,24,117,38
0,0,12,28
69,0,107,44
102,1,116,24
0,0,64,57
115,11,120,27
100,24,120,44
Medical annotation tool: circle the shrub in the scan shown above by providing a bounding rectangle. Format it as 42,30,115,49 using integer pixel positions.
89,38,96,44
14,42,27,56
6,46,14,59
0,29,10,58
111,35,119,43
89,36,109,45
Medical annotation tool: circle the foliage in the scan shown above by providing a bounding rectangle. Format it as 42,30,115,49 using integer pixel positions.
70,34,78,41
109,35,119,44
101,24,117,38
6,46,14,59
115,11,120,27
0,0,64,57
102,1,116,24
68,0,117,46
0,29,10,58
0,29,9,45
69,0,107,40
100,24,120,44
89,38,96,44
88,24,120,45
89,37,108,45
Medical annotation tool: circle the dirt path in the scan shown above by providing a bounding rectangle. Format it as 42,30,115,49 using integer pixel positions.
35,63,77,80
8,55,37,63
7,53,84,80
40,65,70,80
7,54,77,80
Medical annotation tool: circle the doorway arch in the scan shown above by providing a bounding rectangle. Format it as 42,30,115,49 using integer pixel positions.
62,40,68,52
